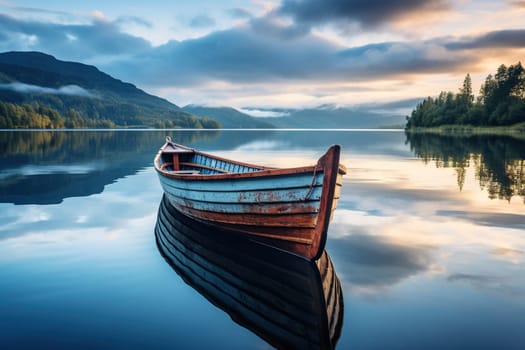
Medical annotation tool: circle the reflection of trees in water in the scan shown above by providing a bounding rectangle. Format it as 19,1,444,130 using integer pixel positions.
0,130,221,205
406,132,525,202
0,130,221,161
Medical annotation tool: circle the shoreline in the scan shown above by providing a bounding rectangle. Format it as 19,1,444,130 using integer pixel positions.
405,122,525,136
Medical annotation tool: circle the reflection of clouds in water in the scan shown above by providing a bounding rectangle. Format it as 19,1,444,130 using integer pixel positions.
448,273,500,284
0,206,52,241
328,205,525,300
328,229,438,296
337,168,525,256
437,210,525,230
492,247,524,256
447,273,525,301
344,181,466,218
328,202,525,300
491,247,524,264
0,168,161,244
0,163,106,180
329,209,391,236
234,141,288,151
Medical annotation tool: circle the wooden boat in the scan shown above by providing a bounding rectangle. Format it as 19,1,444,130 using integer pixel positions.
155,194,344,350
154,137,346,260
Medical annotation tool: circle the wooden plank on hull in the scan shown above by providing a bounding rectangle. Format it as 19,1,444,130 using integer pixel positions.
160,184,324,203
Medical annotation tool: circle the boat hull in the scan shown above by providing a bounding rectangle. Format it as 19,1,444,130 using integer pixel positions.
154,141,345,260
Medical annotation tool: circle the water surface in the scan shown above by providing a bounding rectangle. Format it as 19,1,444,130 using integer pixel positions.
1,130,524,349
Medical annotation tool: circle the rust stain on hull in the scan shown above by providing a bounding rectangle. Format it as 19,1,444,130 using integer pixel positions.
154,140,345,260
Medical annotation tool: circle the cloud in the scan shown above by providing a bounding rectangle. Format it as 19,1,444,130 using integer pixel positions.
447,273,498,283
105,26,474,88
106,26,340,85
2,5,72,17
249,16,310,39
189,14,216,28
0,82,94,97
445,29,525,50
237,108,290,118
114,16,153,29
510,0,525,9
0,13,151,61
0,11,473,87
277,0,451,29
91,10,107,21
228,8,253,19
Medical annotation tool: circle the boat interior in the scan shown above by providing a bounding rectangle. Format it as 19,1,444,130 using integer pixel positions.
159,143,264,175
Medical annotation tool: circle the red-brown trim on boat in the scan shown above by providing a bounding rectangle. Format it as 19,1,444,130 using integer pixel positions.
154,141,346,260
310,145,341,260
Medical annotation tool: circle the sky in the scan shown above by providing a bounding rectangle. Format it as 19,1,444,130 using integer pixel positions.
0,0,524,110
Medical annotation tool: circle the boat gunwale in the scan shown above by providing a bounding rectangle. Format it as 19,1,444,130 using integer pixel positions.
154,141,346,181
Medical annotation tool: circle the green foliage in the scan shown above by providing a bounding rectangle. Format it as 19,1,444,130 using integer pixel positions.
152,115,220,129
406,63,525,129
0,101,117,128
0,51,220,129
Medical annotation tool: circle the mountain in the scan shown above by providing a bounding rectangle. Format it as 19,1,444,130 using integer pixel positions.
0,51,219,128
184,101,414,129
251,104,410,129
183,105,275,129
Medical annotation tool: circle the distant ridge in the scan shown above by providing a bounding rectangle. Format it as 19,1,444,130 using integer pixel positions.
251,104,408,129
184,103,409,129
183,105,275,129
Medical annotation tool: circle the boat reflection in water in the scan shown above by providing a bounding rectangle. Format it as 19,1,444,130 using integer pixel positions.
155,194,344,349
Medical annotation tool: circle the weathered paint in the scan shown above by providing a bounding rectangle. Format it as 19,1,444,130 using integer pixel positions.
166,195,320,215
159,177,324,203
174,204,319,228
154,141,345,260
158,171,325,192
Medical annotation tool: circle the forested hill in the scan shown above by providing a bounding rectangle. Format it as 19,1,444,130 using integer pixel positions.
0,51,219,128
405,62,525,129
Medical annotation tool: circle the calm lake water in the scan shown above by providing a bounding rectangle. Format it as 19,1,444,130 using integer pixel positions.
1,130,524,349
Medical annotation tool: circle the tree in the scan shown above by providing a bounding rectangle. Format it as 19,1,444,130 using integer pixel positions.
459,73,474,108
508,62,524,98
406,62,525,129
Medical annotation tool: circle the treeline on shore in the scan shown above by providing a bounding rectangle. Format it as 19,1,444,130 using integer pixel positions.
0,101,115,128
0,101,220,129
406,62,525,129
